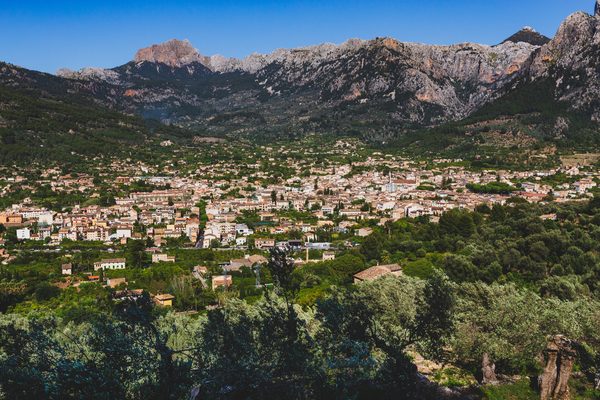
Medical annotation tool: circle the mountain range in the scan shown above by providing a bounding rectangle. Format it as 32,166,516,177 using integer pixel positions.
3,1,600,153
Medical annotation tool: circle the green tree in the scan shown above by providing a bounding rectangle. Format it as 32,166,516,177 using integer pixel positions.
34,282,61,302
452,282,545,382
331,254,364,278
127,240,148,268
489,203,506,223
360,232,384,261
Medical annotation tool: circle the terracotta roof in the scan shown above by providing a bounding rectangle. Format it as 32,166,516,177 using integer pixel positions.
353,264,403,281
380,263,403,272
353,266,390,281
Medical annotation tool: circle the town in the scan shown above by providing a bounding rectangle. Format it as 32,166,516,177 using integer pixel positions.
0,138,598,311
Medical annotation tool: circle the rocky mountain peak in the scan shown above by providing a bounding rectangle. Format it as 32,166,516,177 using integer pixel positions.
501,26,551,46
56,68,74,77
132,39,212,69
596,0,600,17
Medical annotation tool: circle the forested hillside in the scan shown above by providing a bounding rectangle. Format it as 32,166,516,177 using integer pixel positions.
0,62,223,168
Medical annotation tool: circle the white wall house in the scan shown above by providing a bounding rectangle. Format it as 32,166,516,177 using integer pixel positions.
16,228,31,240
94,258,126,271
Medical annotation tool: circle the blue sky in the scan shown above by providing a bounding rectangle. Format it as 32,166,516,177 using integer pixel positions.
0,0,594,74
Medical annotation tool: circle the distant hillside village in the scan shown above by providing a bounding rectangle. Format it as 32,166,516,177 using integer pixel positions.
0,158,594,252
0,151,596,295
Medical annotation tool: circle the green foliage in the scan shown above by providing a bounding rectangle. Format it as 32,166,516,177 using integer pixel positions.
439,208,476,237
466,182,518,194
403,259,434,280
0,271,460,399
0,293,193,400
360,231,384,260
34,281,61,302
479,379,539,399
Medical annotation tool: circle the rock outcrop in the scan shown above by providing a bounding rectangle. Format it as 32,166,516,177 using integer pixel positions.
501,26,551,46
55,68,74,77
520,7,600,118
53,1,600,131
539,336,578,400
595,0,600,17
57,35,541,126
132,38,213,69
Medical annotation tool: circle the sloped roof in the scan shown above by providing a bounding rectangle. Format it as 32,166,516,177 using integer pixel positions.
353,264,403,281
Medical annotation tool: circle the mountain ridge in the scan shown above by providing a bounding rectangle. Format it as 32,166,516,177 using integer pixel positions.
14,1,600,148
500,26,551,46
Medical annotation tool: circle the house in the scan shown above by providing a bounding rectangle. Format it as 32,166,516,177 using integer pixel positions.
323,252,335,262
154,294,175,307
357,227,373,237
212,275,233,291
573,180,597,193
236,237,247,246
61,263,72,275
38,212,54,226
395,179,418,190
94,258,126,271
255,238,276,250
353,264,403,284
521,182,540,192
38,227,52,240
16,228,31,240
376,201,396,211
88,275,100,282
235,223,254,236
106,277,127,288
321,206,335,215
339,209,363,219
0,214,23,224
202,234,218,249
116,226,133,238
194,266,208,275
152,253,176,263
227,254,268,271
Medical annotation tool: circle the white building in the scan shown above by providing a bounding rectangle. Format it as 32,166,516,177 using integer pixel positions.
94,258,126,271
116,226,133,238
16,228,31,240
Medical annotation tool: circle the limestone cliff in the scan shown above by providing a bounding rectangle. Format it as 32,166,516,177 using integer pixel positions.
132,39,213,69
53,1,600,132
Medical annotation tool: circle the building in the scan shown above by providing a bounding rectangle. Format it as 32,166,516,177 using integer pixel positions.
323,252,335,262
38,212,55,226
61,264,72,275
152,253,176,263
0,214,23,224
384,172,397,193
154,293,175,307
116,226,133,238
357,227,373,237
235,223,254,236
130,190,187,202
16,228,31,240
353,264,403,284
94,258,126,271
339,209,363,219
106,277,127,288
212,275,233,291
255,238,276,250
